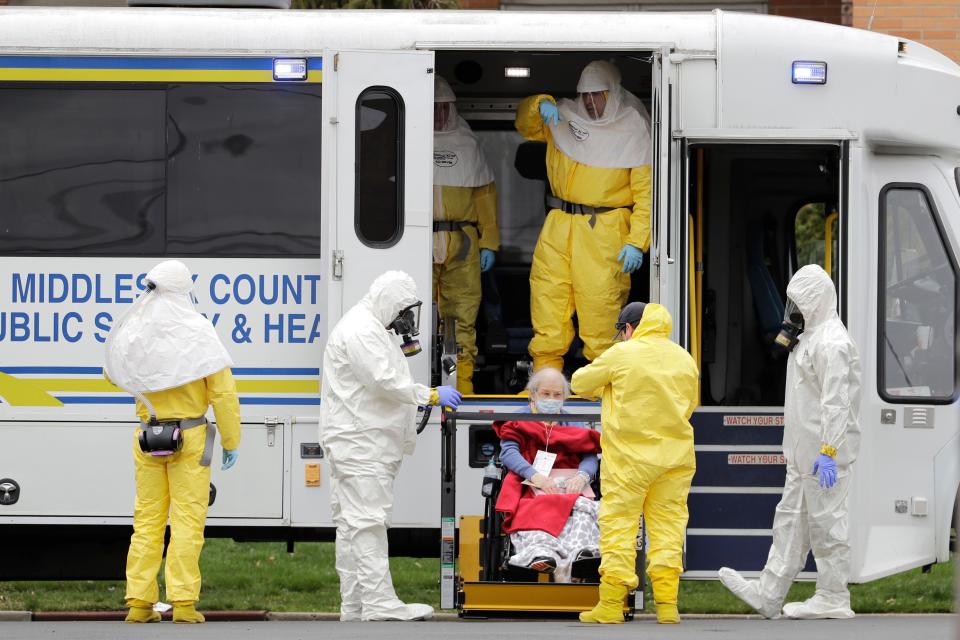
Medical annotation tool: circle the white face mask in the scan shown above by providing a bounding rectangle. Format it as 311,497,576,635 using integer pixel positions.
535,398,564,414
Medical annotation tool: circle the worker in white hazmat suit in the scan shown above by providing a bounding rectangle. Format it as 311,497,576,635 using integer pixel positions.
105,260,240,624
719,264,861,620
320,270,463,621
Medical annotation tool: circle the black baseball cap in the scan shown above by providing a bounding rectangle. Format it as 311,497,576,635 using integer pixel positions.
617,302,647,327
614,301,646,340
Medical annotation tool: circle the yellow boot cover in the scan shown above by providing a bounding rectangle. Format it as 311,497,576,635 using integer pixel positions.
579,583,626,624
124,599,160,624
172,602,205,624
656,603,680,624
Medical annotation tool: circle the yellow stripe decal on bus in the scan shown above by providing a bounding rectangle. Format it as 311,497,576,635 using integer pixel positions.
0,373,63,407
0,69,322,83
28,378,319,394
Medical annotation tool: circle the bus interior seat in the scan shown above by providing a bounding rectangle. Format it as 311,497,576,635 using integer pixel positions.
746,221,785,340
514,141,548,183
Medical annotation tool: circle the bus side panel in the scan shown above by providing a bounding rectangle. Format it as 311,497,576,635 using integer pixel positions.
0,258,321,525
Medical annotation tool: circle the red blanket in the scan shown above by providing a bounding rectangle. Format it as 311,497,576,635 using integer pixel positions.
493,420,601,537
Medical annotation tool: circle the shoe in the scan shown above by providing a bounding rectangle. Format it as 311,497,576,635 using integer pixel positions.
363,603,434,621
656,603,680,624
783,594,854,619
718,567,781,619
124,604,160,624
172,602,205,623
579,583,626,624
528,556,557,573
340,609,362,622
574,549,599,561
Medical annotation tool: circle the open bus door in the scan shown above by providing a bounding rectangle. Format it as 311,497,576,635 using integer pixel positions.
320,49,439,532
650,48,674,315
322,49,435,384
678,136,849,578
852,154,960,581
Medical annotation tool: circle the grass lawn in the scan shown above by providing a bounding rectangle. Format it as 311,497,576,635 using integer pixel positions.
0,539,953,613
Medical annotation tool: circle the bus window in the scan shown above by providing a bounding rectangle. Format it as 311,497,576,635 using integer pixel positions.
880,185,957,401
166,85,323,256
794,203,839,285
355,87,404,248
0,88,166,255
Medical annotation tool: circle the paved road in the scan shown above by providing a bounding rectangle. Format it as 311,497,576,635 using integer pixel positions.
1,615,956,640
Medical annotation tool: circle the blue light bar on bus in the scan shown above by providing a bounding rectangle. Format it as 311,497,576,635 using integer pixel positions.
273,58,308,81
792,61,827,85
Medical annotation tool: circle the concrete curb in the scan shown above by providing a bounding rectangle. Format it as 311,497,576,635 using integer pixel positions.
4,611,953,622
267,612,462,621
0,612,31,622
27,610,268,622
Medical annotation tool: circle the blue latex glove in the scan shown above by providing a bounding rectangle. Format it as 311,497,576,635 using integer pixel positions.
436,385,463,409
813,454,836,488
617,244,644,273
480,249,496,273
222,449,239,471
539,100,560,126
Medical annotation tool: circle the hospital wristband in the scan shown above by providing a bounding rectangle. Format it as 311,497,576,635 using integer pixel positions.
819,444,837,458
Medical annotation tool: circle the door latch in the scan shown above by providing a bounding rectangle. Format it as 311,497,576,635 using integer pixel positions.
333,250,344,281
265,416,278,447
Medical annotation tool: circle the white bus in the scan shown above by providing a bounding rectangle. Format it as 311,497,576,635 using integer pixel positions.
0,6,957,585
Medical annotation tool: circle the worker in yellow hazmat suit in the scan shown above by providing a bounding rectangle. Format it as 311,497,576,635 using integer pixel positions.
433,75,500,394
516,61,652,372
571,302,699,625
105,260,241,624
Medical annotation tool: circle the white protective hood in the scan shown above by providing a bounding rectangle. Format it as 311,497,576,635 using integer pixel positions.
362,269,420,327
104,260,233,394
433,76,494,188
551,61,652,169
785,263,838,331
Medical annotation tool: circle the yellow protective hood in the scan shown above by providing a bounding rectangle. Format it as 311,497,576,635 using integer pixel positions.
630,303,672,341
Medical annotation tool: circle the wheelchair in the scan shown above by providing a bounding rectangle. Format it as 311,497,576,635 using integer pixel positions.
452,416,644,618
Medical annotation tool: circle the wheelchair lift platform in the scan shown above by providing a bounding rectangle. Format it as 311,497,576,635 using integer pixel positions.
441,409,642,618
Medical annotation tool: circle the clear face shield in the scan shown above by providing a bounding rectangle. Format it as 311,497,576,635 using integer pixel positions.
774,298,805,352
581,91,608,120
388,301,423,357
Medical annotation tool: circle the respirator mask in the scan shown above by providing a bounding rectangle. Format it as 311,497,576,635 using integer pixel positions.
388,301,423,357
774,299,804,352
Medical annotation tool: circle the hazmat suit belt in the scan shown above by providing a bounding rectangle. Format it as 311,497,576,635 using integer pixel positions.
140,417,207,430
433,220,477,232
545,194,628,216
139,417,216,468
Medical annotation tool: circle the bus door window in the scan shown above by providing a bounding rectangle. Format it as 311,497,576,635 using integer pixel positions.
355,87,404,248
880,185,957,401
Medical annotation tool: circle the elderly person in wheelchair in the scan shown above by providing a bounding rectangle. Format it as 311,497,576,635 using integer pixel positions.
493,367,602,583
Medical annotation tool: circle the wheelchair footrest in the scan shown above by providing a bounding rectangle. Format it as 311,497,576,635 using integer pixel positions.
458,581,636,617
